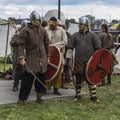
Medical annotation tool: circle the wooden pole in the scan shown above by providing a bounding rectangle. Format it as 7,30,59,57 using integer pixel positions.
4,23,10,73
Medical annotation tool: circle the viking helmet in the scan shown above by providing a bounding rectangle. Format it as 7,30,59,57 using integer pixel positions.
79,17,89,25
21,20,28,27
30,11,41,21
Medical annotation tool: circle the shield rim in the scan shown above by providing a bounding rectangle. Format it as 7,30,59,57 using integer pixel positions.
45,45,61,82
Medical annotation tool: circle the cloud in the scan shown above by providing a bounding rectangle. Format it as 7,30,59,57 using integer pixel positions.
1,0,120,6
0,0,120,22
61,3,120,21
61,0,120,7
0,0,58,5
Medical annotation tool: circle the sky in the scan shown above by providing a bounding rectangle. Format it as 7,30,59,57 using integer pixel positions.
0,0,120,22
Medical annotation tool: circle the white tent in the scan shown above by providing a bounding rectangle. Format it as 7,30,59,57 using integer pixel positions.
116,48,120,63
0,22,16,57
0,21,16,72
43,9,66,25
68,23,78,35
113,48,120,74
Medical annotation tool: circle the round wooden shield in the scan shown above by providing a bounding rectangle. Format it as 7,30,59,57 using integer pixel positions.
45,46,61,82
86,49,112,84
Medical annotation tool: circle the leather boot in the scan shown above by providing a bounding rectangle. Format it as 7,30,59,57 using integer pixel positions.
17,99,25,106
54,88,62,95
12,86,18,92
36,93,44,103
73,94,81,101
90,96,100,103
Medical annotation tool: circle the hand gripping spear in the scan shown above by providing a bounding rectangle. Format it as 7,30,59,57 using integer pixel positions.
25,65,47,90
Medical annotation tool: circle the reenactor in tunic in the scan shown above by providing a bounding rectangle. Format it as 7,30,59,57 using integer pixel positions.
66,17,101,102
10,20,28,92
98,24,115,85
16,11,49,105
45,17,67,95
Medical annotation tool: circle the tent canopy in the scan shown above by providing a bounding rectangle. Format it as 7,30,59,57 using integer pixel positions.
0,22,16,57
43,9,66,25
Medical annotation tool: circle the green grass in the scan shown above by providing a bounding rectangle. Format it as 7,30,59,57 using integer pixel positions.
0,62,12,72
0,57,12,80
0,75,120,120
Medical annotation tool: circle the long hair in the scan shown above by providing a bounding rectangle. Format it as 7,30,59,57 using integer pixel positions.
101,24,110,40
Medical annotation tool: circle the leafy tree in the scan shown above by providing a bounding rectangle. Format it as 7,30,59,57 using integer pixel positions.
7,17,16,23
112,19,119,24
117,23,120,30
65,19,70,29
69,18,76,23
65,18,77,29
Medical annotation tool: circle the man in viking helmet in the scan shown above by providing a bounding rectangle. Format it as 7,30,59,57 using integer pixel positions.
66,17,101,102
16,11,49,105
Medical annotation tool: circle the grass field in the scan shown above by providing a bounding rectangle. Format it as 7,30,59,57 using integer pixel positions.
0,75,120,120
0,58,12,72
0,57,12,80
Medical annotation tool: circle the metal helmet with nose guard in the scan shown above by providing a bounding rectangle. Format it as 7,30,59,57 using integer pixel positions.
79,17,89,25
30,11,41,21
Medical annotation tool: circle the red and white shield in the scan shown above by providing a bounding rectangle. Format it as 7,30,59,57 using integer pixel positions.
45,46,61,82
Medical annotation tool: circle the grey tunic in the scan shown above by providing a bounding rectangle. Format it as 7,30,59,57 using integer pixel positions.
67,31,101,62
